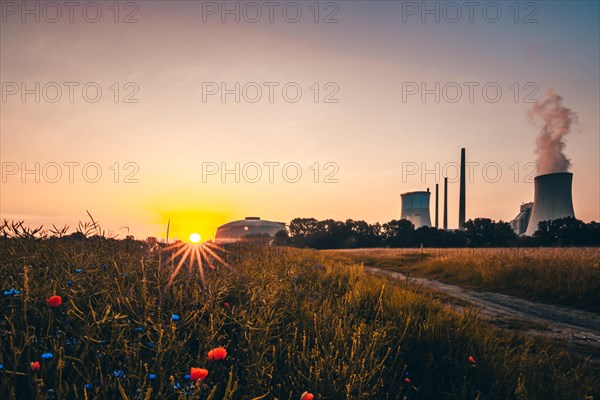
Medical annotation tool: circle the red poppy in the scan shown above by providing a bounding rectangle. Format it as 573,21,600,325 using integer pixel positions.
208,347,227,361
190,368,208,382
31,361,40,372
468,356,476,363
223,302,231,309
301,392,314,400
46,295,62,308
405,378,411,383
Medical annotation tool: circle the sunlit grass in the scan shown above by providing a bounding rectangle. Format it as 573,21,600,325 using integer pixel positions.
0,238,598,399
326,248,600,311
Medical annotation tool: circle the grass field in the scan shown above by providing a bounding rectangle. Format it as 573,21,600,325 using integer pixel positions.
323,248,600,312
1,238,599,399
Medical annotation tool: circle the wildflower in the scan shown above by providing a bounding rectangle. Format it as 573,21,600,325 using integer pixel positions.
0,363,4,370
405,378,411,383
41,353,53,360
46,296,62,308
184,374,190,380
147,341,155,348
301,392,314,400
66,281,73,286
113,370,124,378
468,356,476,364
171,314,180,321
101,264,107,270
149,373,157,380
208,347,227,361
31,361,40,372
84,384,92,389
3,289,21,296
101,339,107,345
189,368,208,382
223,302,231,309
75,269,82,273
136,327,143,332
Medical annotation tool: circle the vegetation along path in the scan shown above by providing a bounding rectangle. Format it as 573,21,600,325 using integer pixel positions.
365,266,600,359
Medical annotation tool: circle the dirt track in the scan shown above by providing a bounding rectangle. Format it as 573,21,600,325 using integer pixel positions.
365,266,600,359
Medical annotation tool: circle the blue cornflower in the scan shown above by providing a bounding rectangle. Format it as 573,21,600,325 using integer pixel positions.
3,289,21,296
173,382,181,390
75,269,82,273
149,373,157,380
136,327,143,332
171,314,180,321
84,383,92,389
0,363,4,370
147,341,155,348
101,264,107,270
124,273,129,277
41,353,53,360
66,281,73,286
101,339,107,345
184,374,190,380
113,370,124,378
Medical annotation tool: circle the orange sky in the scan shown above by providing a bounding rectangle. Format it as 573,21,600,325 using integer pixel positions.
1,1,599,241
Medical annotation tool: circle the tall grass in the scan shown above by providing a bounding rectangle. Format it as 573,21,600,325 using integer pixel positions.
328,248,600,311
0,238,598,399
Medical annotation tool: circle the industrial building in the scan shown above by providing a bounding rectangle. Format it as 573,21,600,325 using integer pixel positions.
524,172,575,235
400,189,432,228
510,202,533,235
215,217,286,244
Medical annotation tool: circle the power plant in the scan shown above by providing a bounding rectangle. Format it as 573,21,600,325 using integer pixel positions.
511,202,533,235
400,189,432,228
523,172,575,235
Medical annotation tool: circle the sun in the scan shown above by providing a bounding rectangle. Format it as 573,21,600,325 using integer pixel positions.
189,233,201,243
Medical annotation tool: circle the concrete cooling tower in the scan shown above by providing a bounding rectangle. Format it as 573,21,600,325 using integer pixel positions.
525,172,575,235
401,189,432,228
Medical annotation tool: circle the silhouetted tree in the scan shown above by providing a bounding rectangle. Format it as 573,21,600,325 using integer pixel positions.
382,219,414,247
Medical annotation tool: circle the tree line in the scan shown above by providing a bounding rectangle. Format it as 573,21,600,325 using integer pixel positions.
270,217,600,248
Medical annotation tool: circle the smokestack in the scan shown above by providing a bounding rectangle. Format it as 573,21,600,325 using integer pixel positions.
443,177,448,230
435,183,439,229
525,172,575,235
459,148,466,229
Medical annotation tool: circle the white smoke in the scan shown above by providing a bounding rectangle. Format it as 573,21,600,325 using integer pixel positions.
528,90,578,175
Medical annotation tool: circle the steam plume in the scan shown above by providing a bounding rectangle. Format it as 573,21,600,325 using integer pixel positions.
528,90,578,175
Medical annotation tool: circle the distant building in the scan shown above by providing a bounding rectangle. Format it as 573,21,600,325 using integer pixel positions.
215,217,286,244
510,202,533,235
401,189,432,228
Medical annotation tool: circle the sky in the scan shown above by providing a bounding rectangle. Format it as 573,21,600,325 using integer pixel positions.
1,0,599,242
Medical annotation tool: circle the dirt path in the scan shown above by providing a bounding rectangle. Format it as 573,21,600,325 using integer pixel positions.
365,266,600,358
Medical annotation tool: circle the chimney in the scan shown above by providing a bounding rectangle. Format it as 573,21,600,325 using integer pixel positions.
435,183,439,229
443,177,448,230
459,148,466,229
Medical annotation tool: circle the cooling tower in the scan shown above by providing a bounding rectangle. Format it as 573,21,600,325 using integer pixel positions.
524,172,575,235
401,189,432,228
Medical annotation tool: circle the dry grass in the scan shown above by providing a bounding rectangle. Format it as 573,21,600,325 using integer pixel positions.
325,248,600,312
0,239,598,399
